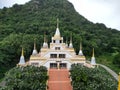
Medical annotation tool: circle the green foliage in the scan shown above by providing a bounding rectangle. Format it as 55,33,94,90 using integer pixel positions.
97,53,120,74
70,64,117,90
0,66,48,90
113,53,120,68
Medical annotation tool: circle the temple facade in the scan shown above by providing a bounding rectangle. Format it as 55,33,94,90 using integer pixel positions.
18,19,96,69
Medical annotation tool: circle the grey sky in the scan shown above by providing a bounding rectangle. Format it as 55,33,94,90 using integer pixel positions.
0,0,120,30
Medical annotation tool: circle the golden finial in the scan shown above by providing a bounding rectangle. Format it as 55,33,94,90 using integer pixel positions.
92,48,95,57
70,33,72,43
118,73,120,90
66,37,68,43
44,32,46,42
34,39,36,50
57,18,59,28
80,42,82,50
21,47,24,56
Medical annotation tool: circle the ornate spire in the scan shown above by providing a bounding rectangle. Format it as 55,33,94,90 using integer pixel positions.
34,39,36,49
118,73,120,90
65,38,68,48
70,33,72,43
79,42,83,56
69,33,73,48
21,47,24,56
43,33,48,48
80,42,82,50
57,18,59,28
32,39,38,55
90,48,96,65
44,32,46,43
19,47,25,65
92,48,95,57
54,18,61,38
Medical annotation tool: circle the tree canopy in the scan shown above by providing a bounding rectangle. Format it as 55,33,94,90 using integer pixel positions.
70,64,117,90
0,66,48,90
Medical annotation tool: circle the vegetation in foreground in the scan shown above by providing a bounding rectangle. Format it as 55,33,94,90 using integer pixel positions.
0,66,48,90
70,64,118,90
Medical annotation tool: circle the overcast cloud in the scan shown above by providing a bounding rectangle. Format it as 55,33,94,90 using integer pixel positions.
0,0,120,30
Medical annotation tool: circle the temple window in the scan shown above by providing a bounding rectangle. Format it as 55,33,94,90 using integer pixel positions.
50,54,57,58
59,54,66,58
55,47,60,50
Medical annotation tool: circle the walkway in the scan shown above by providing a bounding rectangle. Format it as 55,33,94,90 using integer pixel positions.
99,64,118,81
48,69,72,90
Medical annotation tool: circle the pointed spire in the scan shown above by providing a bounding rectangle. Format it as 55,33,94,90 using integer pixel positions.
90,48,96,65
34,39,36,50
21,47,24,56
57,18,59,28
43,32,48,48
19,47,25,65
70,33,72,43
69,33,73,48
54,18,61,38
79,42,83,56
92,48,95,57
32,39,38,55
118,73,120,90
44,32,46,43
65,38,68,48
80,42,82,50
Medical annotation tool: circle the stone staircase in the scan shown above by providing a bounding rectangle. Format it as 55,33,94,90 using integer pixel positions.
48,69,72,90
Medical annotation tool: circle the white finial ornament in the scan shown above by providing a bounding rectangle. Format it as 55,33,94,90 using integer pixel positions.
79,42,83,56
32,40,38,55
90,48,96,65
19,48,25,65
69,33,73,48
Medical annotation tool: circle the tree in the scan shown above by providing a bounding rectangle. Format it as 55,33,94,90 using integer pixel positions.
1,66,48,90
113,53,120,67
70,64,117,90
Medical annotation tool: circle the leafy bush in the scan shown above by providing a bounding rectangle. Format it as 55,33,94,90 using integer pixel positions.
0,66,48,90
70,64,117,90
113,53,120,67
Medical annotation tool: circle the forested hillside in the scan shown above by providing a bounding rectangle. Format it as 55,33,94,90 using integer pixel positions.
0,0,120,79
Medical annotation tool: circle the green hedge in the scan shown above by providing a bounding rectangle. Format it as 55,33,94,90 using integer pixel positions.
0,66,48,90
70,64,117,90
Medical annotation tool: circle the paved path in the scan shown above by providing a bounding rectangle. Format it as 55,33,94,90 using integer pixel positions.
48,69,72,90
99,64,118,81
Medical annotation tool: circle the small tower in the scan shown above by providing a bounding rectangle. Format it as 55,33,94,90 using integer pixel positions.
43,33,48,48
69,34,73,48
18,48,25,65
32,40,38,55
90,48,96,65
78,42,83,56
39,43,42,55
65,40,68,48
118,73,120,90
